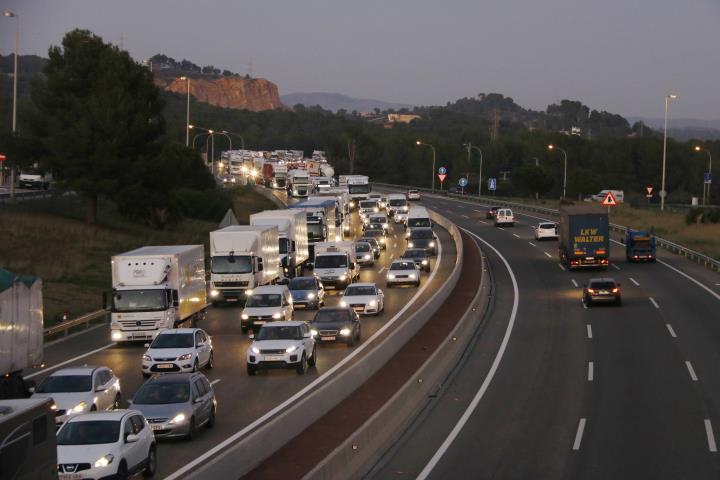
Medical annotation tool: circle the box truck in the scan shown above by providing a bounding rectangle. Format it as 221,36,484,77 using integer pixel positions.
313,241,359,289
250,210,310,278
109,245,207,342
209,226,280,304
558,205,610,270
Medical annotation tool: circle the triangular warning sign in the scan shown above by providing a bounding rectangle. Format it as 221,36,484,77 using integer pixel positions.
601,191,618,206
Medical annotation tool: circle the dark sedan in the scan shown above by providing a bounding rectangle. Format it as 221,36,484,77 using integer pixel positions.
401,248,431,272
309,307,361,347
583,278,622,306
406,228,437,255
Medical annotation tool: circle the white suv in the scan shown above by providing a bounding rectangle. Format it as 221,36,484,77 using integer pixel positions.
141,328,213,378
241,285,294,332
56,410,156,479
494,208,515,227
31,366,121,427
247,321,317,375
534,222,558,240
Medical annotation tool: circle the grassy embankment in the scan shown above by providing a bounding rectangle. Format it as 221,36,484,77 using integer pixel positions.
0,186,276,325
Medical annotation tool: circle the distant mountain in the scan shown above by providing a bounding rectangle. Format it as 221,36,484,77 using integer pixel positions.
627,116,720,140
281,92,412,113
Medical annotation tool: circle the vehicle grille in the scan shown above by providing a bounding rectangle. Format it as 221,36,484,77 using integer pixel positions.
147,418,168,424
260,349,286,355
394,275,409,278
319,330,339,336
321,277,336,282
350,304,366,310
119,319,158,329
59,463,91,473
250,316,273,322
152,357,177,362
214,281,249,287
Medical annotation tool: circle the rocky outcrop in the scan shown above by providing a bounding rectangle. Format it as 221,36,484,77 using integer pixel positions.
161,76,284,111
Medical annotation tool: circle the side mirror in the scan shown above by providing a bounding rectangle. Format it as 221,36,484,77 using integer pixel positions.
125,433,139,443
28,386,35,394
144,343,150,348
95,386,106,392
378,289,384,296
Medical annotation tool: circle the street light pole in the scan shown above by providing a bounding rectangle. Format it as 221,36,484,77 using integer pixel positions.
180,76,190,146
416,141,436,193
661,94,678,211
464,142,483,197
222,131,245,150
548,144,568,199
4,10,18,199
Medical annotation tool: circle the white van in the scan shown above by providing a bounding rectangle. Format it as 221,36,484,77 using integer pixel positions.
494,208,515,227
591,190,624,203
241,285,294,332
406,206,432,230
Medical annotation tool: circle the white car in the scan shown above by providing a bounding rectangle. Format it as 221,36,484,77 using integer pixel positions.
241,285,294,332
141,328,213,378
31,366,121,427
494,208,515,227
247,321,317,375
394,211,408,225
386,260,421,287
407,190,421,201
340,283,385,316
56,410,156,479
534,222,558,240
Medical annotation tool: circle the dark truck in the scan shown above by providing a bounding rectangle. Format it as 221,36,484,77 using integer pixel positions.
558,205,609,270
624,228,656,262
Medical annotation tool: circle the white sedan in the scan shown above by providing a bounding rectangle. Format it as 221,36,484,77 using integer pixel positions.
386,260,420,287
340,283,385,315
534,222,558,240
407,190,421,201
142,328,213,378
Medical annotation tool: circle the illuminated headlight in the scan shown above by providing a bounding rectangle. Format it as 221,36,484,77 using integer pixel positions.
383,223,389,229
251,346,260,354
406,231,411,237
421,260,428,265
169,413,187,424
241,313,249,320
293,190,298,194
94,454,114,468
429,241,435,247
310,329,318,336
71,402,88,413
178,353,192,361
363,254,371,260
380,238,386,243
340,301,347,308
284,267,289,273
335,235,341,241
111,331,122,341
210,289,219,298
340,328,351,336
142,354,152,362
272,312,282,319
403,205,409,211
349,201,355,207
245,289,254,296
363,218,369,224
339,274,347,281
408,242,414,248
285,345,298,353
388,274,396,279
307,293,315,299
374,207,379,212
409,273,417,279
344,225,350,231
369,300,377,307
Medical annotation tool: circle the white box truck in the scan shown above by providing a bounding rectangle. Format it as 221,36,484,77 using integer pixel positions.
109,246,207,343
0,268,43,398
209,226,280,304
313,241,359,289
288,169,311,197
250,210,310,278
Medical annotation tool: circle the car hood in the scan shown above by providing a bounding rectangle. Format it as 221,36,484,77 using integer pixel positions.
342,295,376,304
388,269,417,276
310,320,351,331
314,269,347,276
31,392,92,410
146,347,193,359
252,339,303,349
409,238,432,246
130,402,189,420
58,443,118,465
243,306,283,316
290,289,317,299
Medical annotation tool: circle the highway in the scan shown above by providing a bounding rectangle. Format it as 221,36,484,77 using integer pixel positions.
24,191,456,479
370,193,720,480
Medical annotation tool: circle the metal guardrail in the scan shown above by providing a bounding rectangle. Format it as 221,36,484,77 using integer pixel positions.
0,190,54,202
43,309,109,340
375,182,720,272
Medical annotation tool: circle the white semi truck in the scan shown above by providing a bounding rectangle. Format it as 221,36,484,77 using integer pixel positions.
209,226,280,304
341,175,371,208
0,268,43,398
288,169,311,197
313,241,359,289
109,246,207,343
250,210,310,278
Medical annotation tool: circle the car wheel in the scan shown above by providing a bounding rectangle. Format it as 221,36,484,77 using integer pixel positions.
205,406,216,429
296,353,308,375
113,393,121,410
142,372,151,379
185,417,195,441
142,445,157,478
207,351,214,369
192,359,199,372
90,404,97,412
415,281,420,287
247,364,257,376
307,346,317,367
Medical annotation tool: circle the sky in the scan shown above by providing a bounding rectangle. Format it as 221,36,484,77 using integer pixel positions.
1,0,718,119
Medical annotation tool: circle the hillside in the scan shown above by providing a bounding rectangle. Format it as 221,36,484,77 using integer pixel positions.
281,92,412,113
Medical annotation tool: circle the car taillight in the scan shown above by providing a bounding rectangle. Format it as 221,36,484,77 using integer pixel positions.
587,289,595,293
612,288,619,293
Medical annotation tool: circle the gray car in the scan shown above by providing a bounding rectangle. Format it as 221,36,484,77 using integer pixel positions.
129,372,216,440
309,307,361,347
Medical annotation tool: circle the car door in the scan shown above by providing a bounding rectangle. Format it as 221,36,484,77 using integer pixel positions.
120,416,142,470
316,279,324,304
300,324,313,355
93,370,111,411
195,331,210,366
192,378,211,425
129,415,150,470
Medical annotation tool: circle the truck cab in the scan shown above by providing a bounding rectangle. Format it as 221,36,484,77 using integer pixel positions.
625,229,656,262
313,242,358,289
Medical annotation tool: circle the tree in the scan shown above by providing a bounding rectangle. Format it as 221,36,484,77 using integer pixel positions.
567,168,602,199
30,29,165,223
511,164,554,197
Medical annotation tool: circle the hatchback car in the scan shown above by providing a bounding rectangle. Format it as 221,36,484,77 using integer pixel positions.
494,208,515,227
534,222,558,240
407,190,421,201
485,206,499,219
241,285,294,332
407,227,437,255
288,276,325,309
309,307,361,346
359,237,381,258
340,283,385,315
401,248,431,272
141,328,213,378
355,241,375,267
56,410,156,479
32,366,121,427
583,278,622,306
386,260,421,287
129,372,216,440
247,321,317,375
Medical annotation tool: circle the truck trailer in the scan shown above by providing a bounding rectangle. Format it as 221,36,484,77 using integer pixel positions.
558,205,610,270
250,210,310,278
109,245,207,342
262,162,288,189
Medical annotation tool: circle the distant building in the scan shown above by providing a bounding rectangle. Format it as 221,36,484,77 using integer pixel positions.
387,113,421,124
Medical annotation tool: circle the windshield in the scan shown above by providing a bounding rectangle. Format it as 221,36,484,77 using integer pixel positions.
57,421,120,445
402,250,426,259
212,255,253,274
150,333,194,349
36,375,91,393
369,217,386,223
391,261,415,271
589,282,616,290
407,218,431,228
256,325,302,340
279,238,290,255
355,243,371,252
307,223,325,239
313,310,351,323
289,278,315,290
360,238,377,248
410,230,433,239
133,383,190,405
359,201,376,209
345,286,376,296
314,255,347,269
246,293,282,307
349,184,370,194
539,223,556,229
389,199,407,207
112,290,167,313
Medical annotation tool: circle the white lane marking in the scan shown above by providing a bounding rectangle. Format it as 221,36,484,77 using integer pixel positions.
167,225,445,480
498,227,505,231
649,297,660,309
417,228,518,480
26,343,116,379
666,324,677,338
572,279,579,288
210,379,222,386
685,361,699,381
629,277,640,287
394,242,397,248
528,242,536,247
573,418,587,450
512,233,520,238
461,214,469,219
656,258,720,303
474,209,484,213
705,419,718,452
586,324,592,338
588,362,594,381
558,263,566,271
611,263,621,270
479,220,488,225
378,267,386,274
544,251,552,258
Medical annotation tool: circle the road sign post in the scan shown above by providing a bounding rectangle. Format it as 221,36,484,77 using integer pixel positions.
459,177,468,195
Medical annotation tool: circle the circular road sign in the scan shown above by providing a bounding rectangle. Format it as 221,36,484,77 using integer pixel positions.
438,166,447,175
458,177,468,187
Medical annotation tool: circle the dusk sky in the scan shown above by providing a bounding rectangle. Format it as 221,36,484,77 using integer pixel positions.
1,0,718,119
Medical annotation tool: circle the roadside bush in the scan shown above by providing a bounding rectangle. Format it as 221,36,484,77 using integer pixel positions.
685,208,720,225
172,187,233,223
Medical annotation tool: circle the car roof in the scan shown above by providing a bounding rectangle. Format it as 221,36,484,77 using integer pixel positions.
157,328,199,335
252,285,288,294
261,321,306,327
316,306,351,312
65,409,138,422
348,282,377,288
403,248,428,255
50,366,99,376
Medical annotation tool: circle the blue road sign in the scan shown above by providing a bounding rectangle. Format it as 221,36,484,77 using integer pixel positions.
438,166,447,175
704,172,713,184
459,177,468,187
488,177,497,191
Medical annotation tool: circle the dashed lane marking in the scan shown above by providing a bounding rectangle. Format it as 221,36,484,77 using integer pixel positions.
666,324,677,338
588,362,594,381
558,264,566,271
629,277,640,286
528,242,536,247
649,297,660,309
611,264,621,270
544,252,553,258
705,420,718,452
686,361,698,381
572,279,579,288
586,324,592,338
512,233,520,238
573,418,587,450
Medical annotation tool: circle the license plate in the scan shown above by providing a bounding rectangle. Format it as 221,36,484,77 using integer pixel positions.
599,290,609,294
226,298,238,302
265,355,285,361
60,475,82,480
157,363,174,369
353,307,364,312
255,320,266,325
321,336,336,341
151,424,163,431
586,257,595,260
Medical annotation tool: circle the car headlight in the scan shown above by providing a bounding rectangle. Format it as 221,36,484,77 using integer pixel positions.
429,241,435,247
339,274,347,281
349,201,355,207
241,313,249,320
272,312,282,319
310,329,318,336
344,225,350,231
143,354,152,362
285,345,298,353
251,346,260,354
380,238,386,243
403,205,409,211
409,273,417,279
340,328,351,336
422,260,428,265
369,300,377,307
94,454,114,468
178,353,192,361
340,301,347,308
170,413,187,424
383,223,389,229
71,402,88,413
363,254,371,260
210,289,219,297
373,207,379,212
245,289,254,296
408,242,414,248
406,231,411,237
388,274,396,280
111,331,122,340
307,292,315,299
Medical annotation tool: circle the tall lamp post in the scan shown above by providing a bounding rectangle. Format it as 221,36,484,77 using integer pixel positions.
694,145,713,206
222,131,245,150
180,76,190,146
416,140,436,193
464,142,483,197
548,144,568,199
4,10,18,199
661,94,678,211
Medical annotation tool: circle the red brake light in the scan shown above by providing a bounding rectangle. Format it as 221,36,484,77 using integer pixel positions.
612,287,619,293
587,289,595,293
